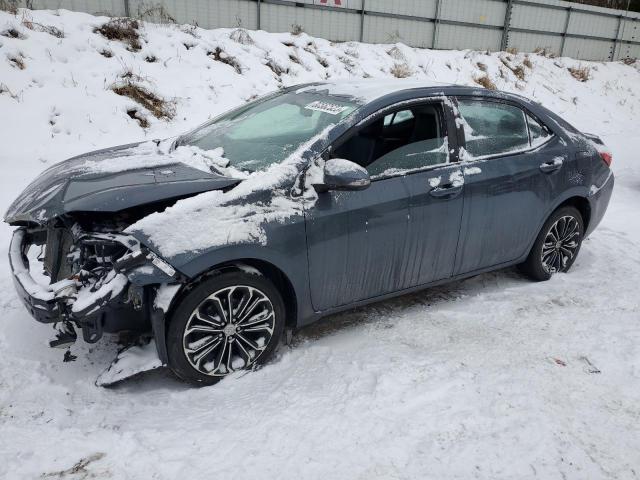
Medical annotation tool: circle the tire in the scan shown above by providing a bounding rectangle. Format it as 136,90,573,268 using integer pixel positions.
167,271,285,386
519,206,584,282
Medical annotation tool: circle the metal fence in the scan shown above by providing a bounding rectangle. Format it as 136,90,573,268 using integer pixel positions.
13,0,640,60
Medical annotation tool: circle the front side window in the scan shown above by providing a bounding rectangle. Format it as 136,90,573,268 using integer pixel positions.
457,100,530,158
180,92,358,172
333,103,447,178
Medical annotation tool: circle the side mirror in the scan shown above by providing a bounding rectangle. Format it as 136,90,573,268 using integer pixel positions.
315,159,371,192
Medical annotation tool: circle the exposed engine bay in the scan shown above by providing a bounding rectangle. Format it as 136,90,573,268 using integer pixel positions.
11,212,181,383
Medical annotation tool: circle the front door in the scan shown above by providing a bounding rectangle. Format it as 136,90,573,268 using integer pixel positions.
305,99,463,311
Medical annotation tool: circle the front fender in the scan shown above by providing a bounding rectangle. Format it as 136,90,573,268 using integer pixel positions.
138,218,313,326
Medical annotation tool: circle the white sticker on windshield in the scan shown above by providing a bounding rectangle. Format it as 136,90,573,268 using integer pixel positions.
305,101,349,115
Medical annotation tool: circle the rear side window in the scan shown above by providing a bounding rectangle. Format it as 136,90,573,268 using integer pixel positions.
527,114,551,147
457,100,529,158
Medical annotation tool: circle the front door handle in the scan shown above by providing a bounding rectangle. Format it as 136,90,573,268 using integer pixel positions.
429,184,463,198
540,158,564,173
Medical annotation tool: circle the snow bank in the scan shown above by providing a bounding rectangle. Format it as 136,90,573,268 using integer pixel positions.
1,8,640,480
1,8,638,172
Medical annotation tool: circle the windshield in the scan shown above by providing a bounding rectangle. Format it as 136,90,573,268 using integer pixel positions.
180,91,358,173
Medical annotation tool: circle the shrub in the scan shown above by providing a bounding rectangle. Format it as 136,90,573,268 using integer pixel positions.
390,62,412,78
568,66,590,82
94,18,141,52
1,27,25,39
230,28,253,45
111,73,175,121
207,47,242,74
7,52,25,70
474,75,496,90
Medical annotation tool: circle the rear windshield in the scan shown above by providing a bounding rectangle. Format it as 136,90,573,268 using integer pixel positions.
179,92,358,172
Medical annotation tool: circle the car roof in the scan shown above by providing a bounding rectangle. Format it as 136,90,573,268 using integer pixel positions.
295,79,533,107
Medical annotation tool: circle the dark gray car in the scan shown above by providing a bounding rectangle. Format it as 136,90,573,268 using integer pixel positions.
5,81,614,385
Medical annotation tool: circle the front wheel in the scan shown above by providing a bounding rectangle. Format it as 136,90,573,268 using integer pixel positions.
520,206,584,281
167,271,285,386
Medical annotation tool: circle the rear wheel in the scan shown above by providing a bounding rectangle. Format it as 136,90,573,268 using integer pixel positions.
167,271,285,386
520,206,584,281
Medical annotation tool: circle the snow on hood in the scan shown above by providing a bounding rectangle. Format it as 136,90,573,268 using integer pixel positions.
4,140,246,224
70,139,248,178
126,126,334,258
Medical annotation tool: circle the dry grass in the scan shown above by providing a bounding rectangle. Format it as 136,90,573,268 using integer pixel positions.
21,13,64,38
0,82,19,100
387,46,405,61
303,43,329,68
23,21,64,38
42,453,105,478
0,0,18,14
126,108,149,128
7,52,25,70
99,48,113,58
1,27,25,39
289,53,301,65
534,47,557,58
621,57,637,65
523,56,533,69
208,47,242,74
181,23,199,38
290,24,304,36
506,47,518,55
144,55,157,63
390,62,412,78
500,57,526,80
338,55,356,73
476,62,488,72
266,59,286,77
111,73,175,125
230,28,253,45
568,65,590,82
474,75,496,90
135,4,175,24
94,18,141,52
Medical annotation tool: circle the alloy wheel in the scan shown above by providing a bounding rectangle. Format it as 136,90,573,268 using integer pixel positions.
182,285,275,376
540,215,580,274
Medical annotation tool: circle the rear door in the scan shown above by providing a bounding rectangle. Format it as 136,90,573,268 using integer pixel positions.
452,97,566,275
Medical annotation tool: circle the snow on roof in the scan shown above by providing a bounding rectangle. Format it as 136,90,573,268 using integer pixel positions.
296,79,453,103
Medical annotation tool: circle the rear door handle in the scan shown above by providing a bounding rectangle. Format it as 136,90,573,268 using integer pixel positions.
540,158,564,173
429,184,463,198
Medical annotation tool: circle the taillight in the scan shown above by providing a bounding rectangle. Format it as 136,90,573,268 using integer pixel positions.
599,151,612,167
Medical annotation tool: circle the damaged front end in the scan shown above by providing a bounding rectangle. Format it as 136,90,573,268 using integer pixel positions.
9,220,181,373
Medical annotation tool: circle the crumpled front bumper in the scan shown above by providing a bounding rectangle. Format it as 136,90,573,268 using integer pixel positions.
9,228,178,333
10,229,66,324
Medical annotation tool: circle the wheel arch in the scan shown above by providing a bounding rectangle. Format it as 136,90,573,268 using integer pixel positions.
556,195,591,231
520,192,591,265
162,258,299,332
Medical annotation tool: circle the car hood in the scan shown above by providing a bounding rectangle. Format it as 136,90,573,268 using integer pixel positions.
4,141,242,225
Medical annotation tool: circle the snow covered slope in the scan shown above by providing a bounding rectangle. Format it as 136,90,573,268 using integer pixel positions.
0,8,639,480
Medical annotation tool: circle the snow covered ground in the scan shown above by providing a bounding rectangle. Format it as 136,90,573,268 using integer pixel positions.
0,8,639,479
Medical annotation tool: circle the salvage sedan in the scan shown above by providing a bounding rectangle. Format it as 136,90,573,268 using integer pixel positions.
5,81,614,385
